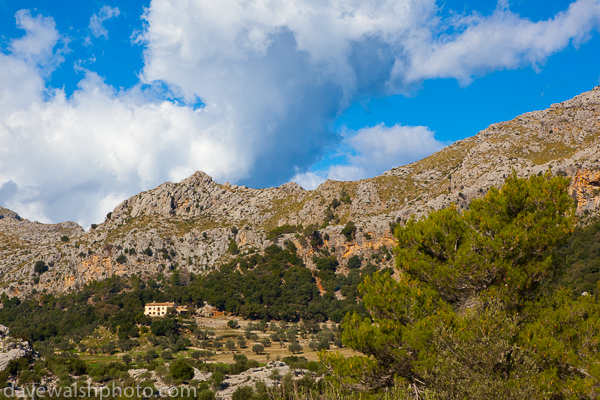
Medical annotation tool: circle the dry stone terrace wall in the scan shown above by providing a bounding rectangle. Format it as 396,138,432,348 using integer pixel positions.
1,86,600,297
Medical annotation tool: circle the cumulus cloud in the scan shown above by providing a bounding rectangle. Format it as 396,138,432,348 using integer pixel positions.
0,78,250,226
292,124,446,189
0,77,251,226
89,5,120,39
141,0,600,93
0,12,249,227
141,0,600,187
1,0,600,226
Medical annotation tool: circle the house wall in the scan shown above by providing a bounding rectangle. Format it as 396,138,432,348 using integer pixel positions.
144,304,174,316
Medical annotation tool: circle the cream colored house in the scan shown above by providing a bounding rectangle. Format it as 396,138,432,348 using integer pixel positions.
144,302,176,316
144,302,188,316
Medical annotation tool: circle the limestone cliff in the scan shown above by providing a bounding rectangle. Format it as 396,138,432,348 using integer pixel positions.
1,86,600,297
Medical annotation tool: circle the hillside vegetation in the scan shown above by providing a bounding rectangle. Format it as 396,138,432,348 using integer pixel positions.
3,174,600,399
301,173,600,399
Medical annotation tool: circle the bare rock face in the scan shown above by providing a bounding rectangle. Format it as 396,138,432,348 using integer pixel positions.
217,361,314,400
0,208,22,222
569,169,600,212
1,86,600,297
0,325,9,337
0,324,35,371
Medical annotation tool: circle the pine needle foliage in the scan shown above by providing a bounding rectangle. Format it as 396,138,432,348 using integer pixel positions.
320,172,600,399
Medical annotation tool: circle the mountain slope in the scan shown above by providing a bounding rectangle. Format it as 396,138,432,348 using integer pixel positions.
1,86,600,297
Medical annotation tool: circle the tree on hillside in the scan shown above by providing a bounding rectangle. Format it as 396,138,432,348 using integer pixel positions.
341,221,357,242
252,344,264,355
34,261,48,274
151,318,176,336
323,172,599,399
227,319,240,329
226,340,236,352
288,341,303,354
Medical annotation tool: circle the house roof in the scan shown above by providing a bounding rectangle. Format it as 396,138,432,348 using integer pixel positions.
145,302,176,307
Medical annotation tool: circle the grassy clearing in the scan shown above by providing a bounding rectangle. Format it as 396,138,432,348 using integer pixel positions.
264,195,312,231
166,216,220,237
529,142,577,165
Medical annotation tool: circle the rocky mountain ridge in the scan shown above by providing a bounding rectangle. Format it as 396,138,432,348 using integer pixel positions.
2,86,600,297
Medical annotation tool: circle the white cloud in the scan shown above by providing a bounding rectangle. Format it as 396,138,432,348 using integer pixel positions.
1,1,600,226
0,74,250,227
142,0,600,96
0,12,250,227
346,124,446,174
290,171,329,191
404,0,600,84
140,0,600,188
292,124,446,189
89,5,121,39
9,10,64,74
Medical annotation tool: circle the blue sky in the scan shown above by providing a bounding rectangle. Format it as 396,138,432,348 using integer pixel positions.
0,0,599,227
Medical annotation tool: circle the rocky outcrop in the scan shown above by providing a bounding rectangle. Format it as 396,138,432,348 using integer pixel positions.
126,362,311,400
569,169,600,212
218,361,314,400
0,208,22,222
1,86,600,297
0,324,35,371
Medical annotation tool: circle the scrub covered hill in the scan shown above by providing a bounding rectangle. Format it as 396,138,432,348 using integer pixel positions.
0,245,381,344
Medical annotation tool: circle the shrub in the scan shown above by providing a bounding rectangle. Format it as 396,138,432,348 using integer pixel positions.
340,190,351,204
347,255,361,269
228,239,239,255
232,386,254,400
227,320,240,329
34,261,48,274
267,224,302,241
341,221,357,242
329,198,341,209
170,359,194,380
